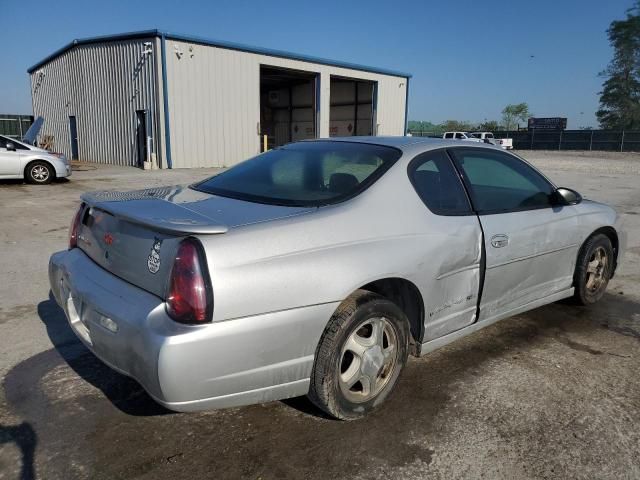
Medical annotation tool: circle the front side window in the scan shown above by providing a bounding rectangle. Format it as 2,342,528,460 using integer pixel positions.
455,133,465,139
0,136,9,150
408,149,471,215
450,148,554,213
0,135,29,150
194,141,401,207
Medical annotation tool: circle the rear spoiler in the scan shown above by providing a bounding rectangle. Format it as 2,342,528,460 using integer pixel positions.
81,191,228,235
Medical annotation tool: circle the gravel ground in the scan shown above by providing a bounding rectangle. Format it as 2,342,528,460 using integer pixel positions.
0,150,638,480
523,150,640,174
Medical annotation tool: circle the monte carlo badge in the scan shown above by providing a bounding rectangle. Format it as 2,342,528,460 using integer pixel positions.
147,237,162,274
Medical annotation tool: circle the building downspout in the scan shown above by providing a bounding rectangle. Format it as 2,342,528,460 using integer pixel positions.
404,77,410,136
160,34,173,169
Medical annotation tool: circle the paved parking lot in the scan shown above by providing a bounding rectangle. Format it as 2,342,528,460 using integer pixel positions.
0,151,639,479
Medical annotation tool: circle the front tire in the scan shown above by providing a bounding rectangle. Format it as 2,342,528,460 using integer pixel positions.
573,234,613,305
308,290,410,420
26,161,54,185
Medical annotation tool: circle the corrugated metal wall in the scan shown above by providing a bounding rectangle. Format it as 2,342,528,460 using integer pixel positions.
30,39,160,166
165,39,407,168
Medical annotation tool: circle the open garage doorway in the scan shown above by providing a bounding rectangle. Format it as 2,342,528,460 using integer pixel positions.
260,66,318,151
329,77,377,137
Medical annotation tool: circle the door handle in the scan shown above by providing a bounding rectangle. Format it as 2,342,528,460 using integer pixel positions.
490,234,509,248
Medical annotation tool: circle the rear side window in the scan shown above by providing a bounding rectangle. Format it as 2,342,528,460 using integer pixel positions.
450,148,554,213
444,133,453,139
408,149,472,215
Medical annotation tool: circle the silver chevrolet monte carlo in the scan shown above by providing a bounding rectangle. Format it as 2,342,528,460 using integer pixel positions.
49,137,626,420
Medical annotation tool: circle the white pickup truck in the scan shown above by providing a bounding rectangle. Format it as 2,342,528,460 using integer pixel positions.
442,131,513,150
442,131,483,143
471,132,513,150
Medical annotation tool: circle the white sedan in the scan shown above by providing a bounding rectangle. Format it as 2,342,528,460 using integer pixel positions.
0,134,71,184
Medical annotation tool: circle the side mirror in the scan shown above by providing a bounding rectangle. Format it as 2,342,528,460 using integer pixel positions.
5,142,16,152
553,187,582,206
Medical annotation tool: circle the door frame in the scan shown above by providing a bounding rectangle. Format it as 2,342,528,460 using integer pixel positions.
135,109,149,168
258,65,320,151
68,116,79,160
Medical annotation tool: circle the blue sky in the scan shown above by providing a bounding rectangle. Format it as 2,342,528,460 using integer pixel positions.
0,0,633,128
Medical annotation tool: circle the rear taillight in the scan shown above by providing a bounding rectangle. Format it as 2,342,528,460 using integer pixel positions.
68,203,84,249
166,238,213,324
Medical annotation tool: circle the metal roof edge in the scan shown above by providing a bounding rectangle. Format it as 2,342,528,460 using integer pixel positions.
160,31,412,78
27,29,412,78
27,29,161,73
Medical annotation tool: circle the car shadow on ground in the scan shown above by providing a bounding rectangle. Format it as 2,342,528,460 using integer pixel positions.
0,178,69,186
0,422,37,480
0,179,26,186
35,292,170,417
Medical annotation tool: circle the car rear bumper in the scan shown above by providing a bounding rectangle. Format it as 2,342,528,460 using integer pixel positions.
49,248,338,411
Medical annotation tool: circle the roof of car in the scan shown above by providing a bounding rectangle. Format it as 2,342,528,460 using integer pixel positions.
313,136,478,148
317,136,435,145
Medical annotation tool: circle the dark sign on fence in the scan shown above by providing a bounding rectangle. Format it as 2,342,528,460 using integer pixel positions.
528,117,567,130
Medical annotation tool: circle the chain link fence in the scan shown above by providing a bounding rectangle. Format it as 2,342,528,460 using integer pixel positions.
408,129,640,152
0,114,34,140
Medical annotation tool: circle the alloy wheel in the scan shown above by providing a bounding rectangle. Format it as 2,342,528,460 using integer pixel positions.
31,165,50,182
585,246,608,293
338,317,399,403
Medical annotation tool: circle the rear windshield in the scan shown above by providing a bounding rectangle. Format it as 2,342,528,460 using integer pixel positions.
193,141,401,207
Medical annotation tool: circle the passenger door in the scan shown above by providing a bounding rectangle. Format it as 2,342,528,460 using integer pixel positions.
408,149,483,341
449,147,579,321
0,136,23,176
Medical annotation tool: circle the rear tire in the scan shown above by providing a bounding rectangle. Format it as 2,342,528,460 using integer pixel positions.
573,234,613,305
308,290,410,420
26,161,54,185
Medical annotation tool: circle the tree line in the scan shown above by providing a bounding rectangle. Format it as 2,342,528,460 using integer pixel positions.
597,1,640,130
409,103,531,133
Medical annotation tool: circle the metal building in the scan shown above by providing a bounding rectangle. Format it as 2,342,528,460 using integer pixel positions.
28,30,411,169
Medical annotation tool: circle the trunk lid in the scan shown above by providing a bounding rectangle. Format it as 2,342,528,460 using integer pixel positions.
77,185,313,297
22,116,44,145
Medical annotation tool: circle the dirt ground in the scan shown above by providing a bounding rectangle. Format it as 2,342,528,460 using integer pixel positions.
0,150,639,480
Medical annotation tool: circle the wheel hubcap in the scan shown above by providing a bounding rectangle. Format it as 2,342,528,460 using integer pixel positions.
585,246,608,293
338,317,398,403
32,165,49,182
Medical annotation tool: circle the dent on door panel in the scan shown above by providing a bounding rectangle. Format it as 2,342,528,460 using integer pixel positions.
421,219,483,341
